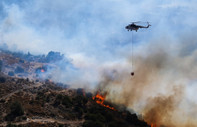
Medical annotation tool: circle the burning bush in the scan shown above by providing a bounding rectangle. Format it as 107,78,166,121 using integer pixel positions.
92,92,116,110
35,66,47,73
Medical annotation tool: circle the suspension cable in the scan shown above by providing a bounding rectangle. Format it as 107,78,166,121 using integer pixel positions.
130,31,134,76
132,31,133,69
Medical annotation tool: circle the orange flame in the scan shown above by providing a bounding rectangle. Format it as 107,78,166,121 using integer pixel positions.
151,123,156,127
92,92,116,110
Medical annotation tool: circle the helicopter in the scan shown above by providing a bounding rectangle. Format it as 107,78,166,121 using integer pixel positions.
125,21,151,32
125,21,151,76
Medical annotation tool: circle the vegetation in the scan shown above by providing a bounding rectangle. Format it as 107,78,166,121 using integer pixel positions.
0,74,149,127
82,101,149,127
53,94,72,107
6,123,18,127
0,76,6,83
14,66,24,73
0,60,2,72
19,59,24,63
8,71,15,76
83,120,105,127
5,101,24,121
46,51,64,63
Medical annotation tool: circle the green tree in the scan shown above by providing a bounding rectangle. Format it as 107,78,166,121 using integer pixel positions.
62,96,72,107
10,101,24,116
0,76,6,83
15,66,24,73
8,71,15,76
83,120,104,127
0,60,2,72
5,101,24,121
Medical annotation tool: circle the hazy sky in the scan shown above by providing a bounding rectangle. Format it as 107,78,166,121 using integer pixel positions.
0,0,196,62
0,1,197,126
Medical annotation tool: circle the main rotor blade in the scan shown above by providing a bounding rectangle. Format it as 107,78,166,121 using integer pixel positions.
131,21,141,23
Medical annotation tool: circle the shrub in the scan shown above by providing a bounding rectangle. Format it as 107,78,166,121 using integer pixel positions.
53,94,72,107
5,101,24,121
10,101,24,116
105,111,114,122
59,124,64,127
108,121,127,127
62,96,72,107
0,60,2,72
0,99,5,103
108,121,119,127
73,95,88,107
77,88,84,95
85,113,105,123
0,76,6,83
14,66,24,73
56,94,63,100
126,113,138,123
53,94,63,107
83,120,104,127
46,95,50,102
74,107,84,118
85,92,93,99
6,123,17,127
36,91,45,100
8,71,15,76
19,59,24,63
46,51,64,63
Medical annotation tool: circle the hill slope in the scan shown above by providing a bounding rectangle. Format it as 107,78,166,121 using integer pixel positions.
0,74,150,127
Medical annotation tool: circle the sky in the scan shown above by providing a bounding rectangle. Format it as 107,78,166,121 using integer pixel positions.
0,0,196,59
0,0,197,126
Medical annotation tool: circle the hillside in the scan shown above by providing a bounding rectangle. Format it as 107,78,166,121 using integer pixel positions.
0,50,150,127
0,73,150,127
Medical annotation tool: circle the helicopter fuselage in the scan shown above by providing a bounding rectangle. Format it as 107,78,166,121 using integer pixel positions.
125,23,150,32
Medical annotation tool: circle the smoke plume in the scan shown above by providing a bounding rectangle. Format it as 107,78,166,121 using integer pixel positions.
96,34,197,126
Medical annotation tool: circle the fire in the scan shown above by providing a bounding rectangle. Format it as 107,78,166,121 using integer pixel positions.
92,92,116,110
41,69,45,72
151,123,156,127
